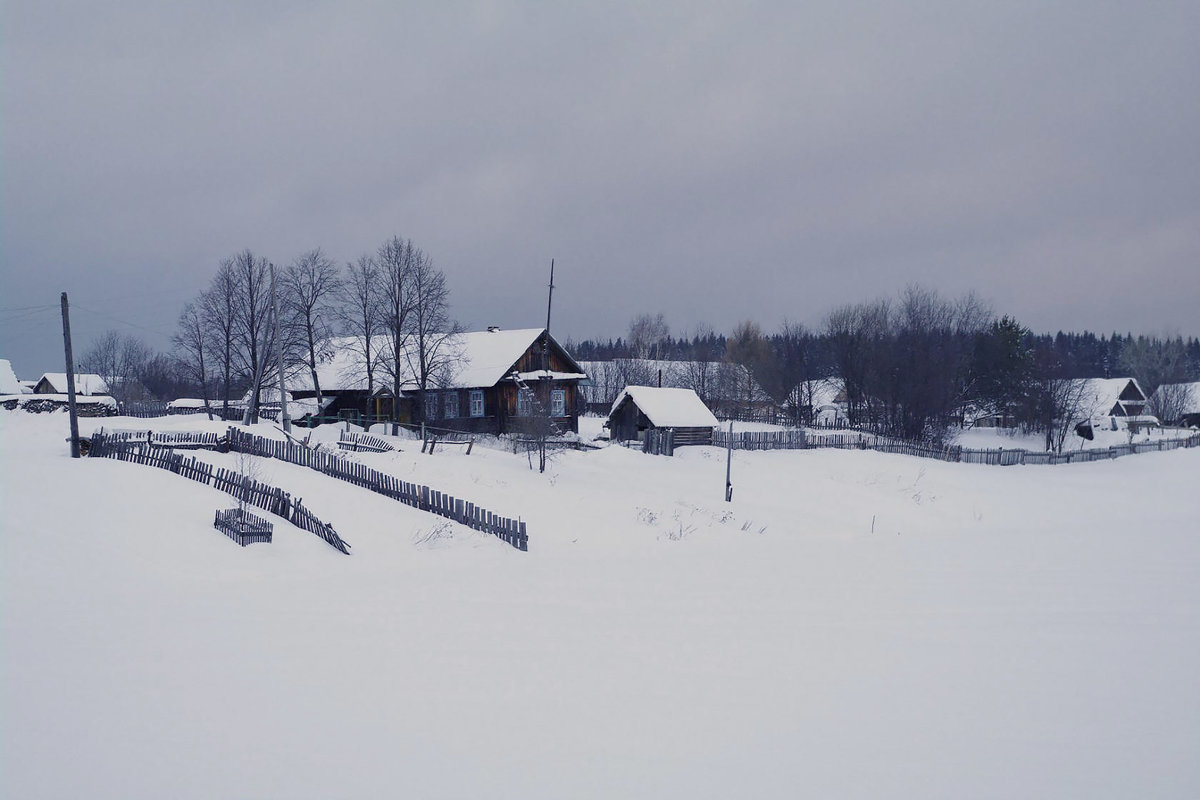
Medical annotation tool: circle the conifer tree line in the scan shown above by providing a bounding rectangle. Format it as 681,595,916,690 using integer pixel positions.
80,251,1198,445
569,286,1200,445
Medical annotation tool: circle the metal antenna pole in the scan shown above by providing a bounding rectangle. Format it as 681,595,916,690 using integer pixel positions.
60,292,81,458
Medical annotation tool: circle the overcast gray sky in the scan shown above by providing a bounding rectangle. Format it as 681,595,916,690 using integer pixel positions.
3,1,1198,376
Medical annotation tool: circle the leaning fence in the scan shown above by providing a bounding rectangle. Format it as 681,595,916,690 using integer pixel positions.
88,430,351,553
710,428,1200,466
227,428,528,551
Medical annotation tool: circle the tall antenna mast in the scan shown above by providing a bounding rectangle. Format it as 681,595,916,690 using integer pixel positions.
542,258,555,374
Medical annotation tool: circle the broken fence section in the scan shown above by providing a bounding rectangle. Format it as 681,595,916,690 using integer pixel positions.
227,428,528,551
88,430,351,554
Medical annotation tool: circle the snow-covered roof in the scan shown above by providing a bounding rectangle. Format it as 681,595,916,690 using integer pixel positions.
167,398,209,409
0,359,21,395
807,378,844,409
1072,378,1145,418
37,373,110,395
611,386,720,428
450,328,545,388
285,329,585,393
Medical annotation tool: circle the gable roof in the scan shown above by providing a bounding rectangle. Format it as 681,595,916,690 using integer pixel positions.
611,386,720,428
1072,378,1145,418
282,328,586,393
449,328,546,388
37,373,110,395
0,359,21,395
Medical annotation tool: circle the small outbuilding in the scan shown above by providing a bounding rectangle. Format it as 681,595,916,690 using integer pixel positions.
608,386,719,446
34,372,110,396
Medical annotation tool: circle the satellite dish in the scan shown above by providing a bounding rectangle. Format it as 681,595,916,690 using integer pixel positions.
1074,421,1094,441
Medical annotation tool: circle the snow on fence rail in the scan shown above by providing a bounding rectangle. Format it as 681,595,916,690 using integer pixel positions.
102,429,224,449
88,431,351,554
227,428,528,551
711,428,1200,465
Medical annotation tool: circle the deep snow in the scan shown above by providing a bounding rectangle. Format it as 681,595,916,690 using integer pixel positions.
2,411,1199,799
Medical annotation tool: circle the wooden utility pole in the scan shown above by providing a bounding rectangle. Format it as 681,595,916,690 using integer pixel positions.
60,292,81,458
538,259,555,474
724,421,734,502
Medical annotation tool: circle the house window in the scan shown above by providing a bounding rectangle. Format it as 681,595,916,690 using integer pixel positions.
469,390,484,418
444,391,459,419
551,388,566,417
517,390,532,417
425,392,438,420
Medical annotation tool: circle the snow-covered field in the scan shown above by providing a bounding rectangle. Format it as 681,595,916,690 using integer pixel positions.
3,411,1199,799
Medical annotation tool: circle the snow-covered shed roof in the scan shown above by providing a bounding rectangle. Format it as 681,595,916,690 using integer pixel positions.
807,378,845,409
611,386,720,429
0,359,22,395
167,398,208,409
37,373,110,395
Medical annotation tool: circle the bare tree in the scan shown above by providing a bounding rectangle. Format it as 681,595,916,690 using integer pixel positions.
81,330,121,391
283,248,341,409
1026,344,1091,453
376,236,420,433
678,323,722,406
628,313,670,360
404,253,461,429
725,320,773,418
201,261,239,416
172,302,214,419
773,322,820,425
1149,381,1195,426
226,250,273,402
81,330,153,402
338,254,383,399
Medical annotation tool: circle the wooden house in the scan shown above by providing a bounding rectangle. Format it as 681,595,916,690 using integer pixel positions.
1071,378,1152,431
608,386,719,446
286,328,588,435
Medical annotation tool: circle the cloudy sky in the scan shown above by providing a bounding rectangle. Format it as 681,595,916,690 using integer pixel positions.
2,1,1197,375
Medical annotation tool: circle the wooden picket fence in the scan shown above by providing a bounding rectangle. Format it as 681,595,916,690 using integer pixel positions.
88,431,351,554
711,427,1200,466
338,431,395,453
227,428,528,551
101,429,224,450
213,508,273,546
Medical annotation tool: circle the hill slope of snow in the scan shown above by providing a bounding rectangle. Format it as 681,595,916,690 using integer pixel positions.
3,412,1199,799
